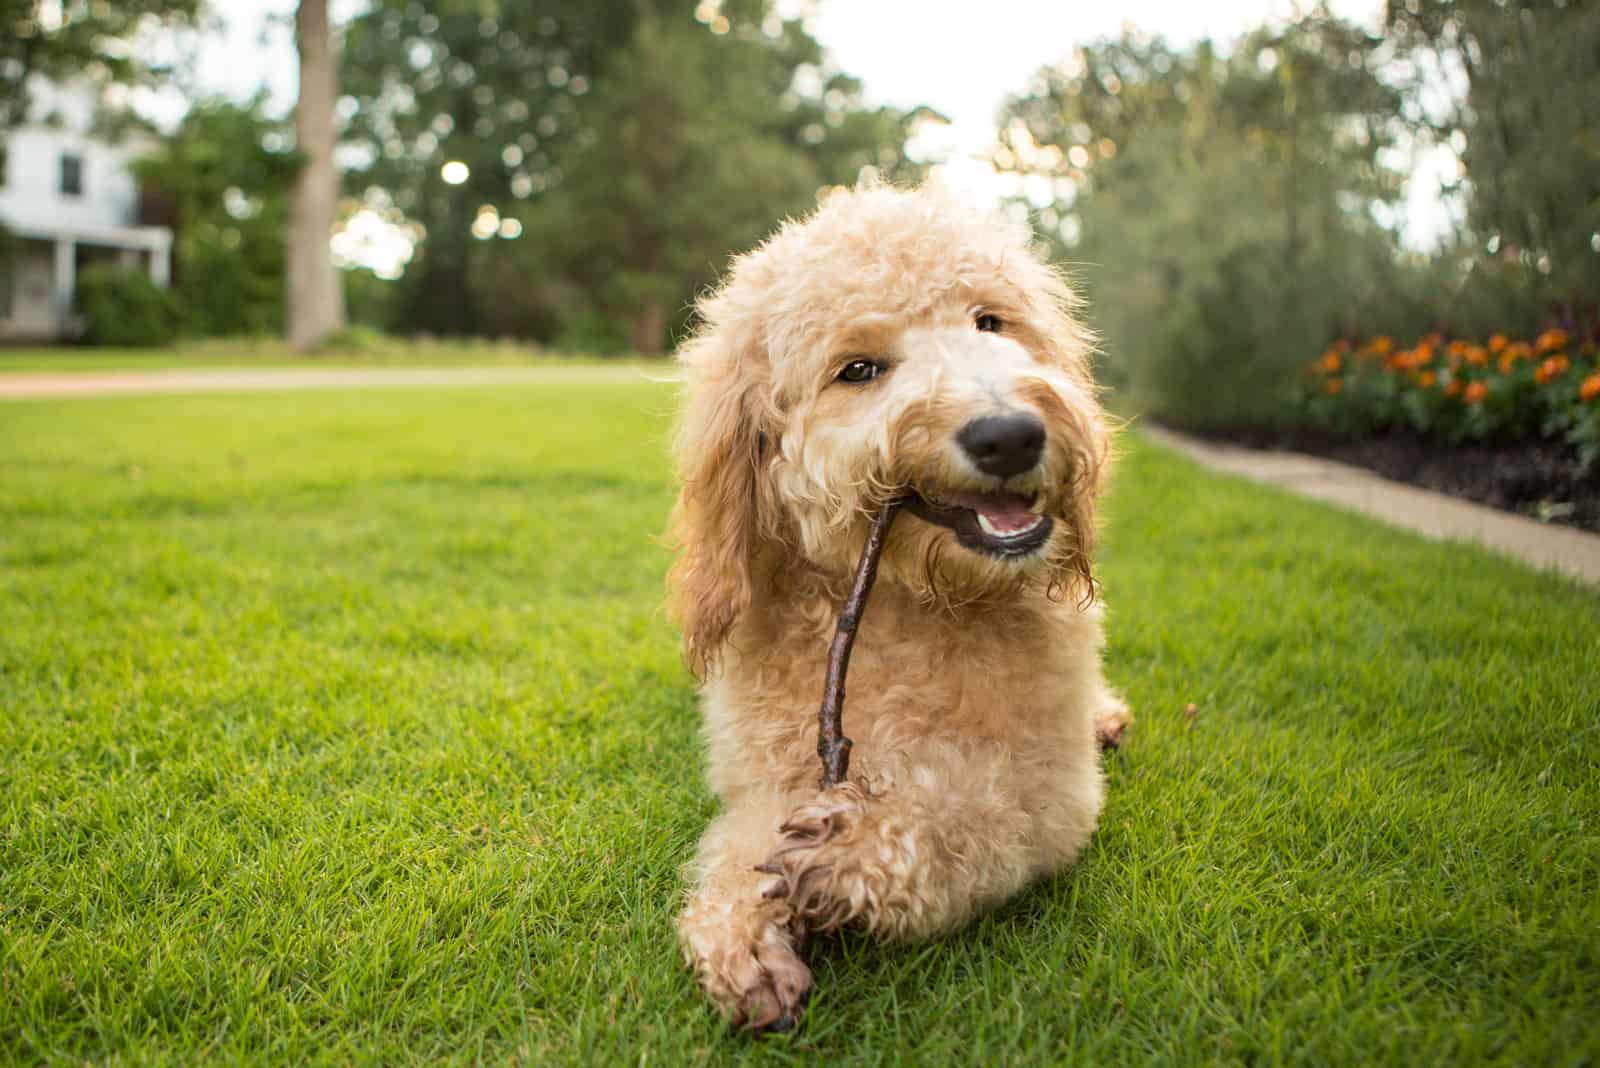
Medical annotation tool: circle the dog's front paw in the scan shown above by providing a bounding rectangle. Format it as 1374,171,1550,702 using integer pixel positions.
678,901,811,1032
1095,697,1133,751
757,783,875,933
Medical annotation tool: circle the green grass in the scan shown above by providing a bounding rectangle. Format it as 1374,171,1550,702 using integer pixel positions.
0,336,649,374
2,381,1596,1065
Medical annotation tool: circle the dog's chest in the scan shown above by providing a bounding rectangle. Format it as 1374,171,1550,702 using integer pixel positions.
745,591,1084,745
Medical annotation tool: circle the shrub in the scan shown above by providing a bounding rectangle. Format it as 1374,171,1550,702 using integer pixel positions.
76,266,180,347
321,324,390,352
174,237,281,337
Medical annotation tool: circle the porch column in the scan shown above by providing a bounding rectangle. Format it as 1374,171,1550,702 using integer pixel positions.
150,241,171,287
53,238,75,339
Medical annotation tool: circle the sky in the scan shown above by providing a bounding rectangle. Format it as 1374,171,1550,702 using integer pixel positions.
145,0,1455,267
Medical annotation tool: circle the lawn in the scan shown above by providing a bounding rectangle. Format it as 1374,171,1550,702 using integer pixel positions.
1,381,1596,1065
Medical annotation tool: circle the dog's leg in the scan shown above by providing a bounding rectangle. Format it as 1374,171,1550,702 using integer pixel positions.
760,740,1103,940
677,790,812,1031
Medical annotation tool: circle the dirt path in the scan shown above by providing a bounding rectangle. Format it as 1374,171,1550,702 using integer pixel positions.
0,365,669,399
1145,425,1600,587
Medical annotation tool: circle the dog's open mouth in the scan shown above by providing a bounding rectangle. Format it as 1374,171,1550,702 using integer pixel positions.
904,488,1054,557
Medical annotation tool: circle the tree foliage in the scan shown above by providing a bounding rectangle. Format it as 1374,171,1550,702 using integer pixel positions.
1000,17,1409,427
341,0,926,347
523,11,925,352
1386,0,1600,306
131,99,296,336
0,0,203,128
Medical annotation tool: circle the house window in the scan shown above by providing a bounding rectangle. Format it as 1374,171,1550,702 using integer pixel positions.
60,153,83,196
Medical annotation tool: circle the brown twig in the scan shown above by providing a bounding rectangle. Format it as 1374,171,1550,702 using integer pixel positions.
817,498,902,789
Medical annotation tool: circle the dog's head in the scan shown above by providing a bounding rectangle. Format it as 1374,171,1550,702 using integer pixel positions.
670,184,1110,674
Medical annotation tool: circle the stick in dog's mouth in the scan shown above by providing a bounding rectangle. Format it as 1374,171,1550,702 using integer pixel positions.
816,496,904,789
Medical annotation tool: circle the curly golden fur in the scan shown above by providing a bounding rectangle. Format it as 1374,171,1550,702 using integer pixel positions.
670,184,1131,1031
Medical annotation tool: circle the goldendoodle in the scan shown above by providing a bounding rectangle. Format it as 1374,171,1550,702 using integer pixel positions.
669,183,1130,1031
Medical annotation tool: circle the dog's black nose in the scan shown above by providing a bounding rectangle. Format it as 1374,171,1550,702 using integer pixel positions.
957,413,1046,478
953,412,1043,476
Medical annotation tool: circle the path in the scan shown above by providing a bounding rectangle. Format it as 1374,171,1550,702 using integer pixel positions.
0,365,665,400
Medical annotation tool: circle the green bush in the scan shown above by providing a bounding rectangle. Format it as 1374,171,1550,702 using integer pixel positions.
321,324,390,352
551,306,630,356
76,266,180,347
173,237,281,337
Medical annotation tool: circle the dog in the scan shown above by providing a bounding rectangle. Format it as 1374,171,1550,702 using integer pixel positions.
668,183,1130,1031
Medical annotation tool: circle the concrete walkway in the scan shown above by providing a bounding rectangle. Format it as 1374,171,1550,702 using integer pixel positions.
0,364,665,399
1144,425,1600,587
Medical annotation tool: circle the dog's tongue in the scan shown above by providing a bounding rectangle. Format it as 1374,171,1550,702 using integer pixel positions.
975,498,1037,534
956,492,1037,535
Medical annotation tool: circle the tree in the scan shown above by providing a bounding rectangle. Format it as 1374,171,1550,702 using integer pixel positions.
1387,0,1600,309
286,0,344,350
997,18,1408,427
0,0,203,129
131,98,296,336
340,0,638,336
341,0,926,344
527,17,820,353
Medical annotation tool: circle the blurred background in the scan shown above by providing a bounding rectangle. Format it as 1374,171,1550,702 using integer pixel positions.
0,0,1596,442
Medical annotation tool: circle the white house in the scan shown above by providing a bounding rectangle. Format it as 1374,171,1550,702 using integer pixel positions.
0,78,174,341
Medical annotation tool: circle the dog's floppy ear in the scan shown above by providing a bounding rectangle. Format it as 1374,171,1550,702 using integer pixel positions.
1014,262,1110,606
668,322,777,677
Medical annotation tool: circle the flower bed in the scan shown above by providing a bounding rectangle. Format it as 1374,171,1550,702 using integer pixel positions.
1301,329,1600,472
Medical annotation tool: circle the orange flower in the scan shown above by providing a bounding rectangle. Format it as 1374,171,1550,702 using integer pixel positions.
1447,339,1470,359
1535,328,1569,354
1418,370,1438,387
1464,381,1489,404
1534,354,1570,384
1326,377,1344,395
1421,332,1443,349
1580,373,1600,403
1318,351,1343,374
1465,345,1489,366
1370,336,1394,357
1444,379,1463,398
1413,342,1435,366
1488,333,1508,354
1498,341,1533,375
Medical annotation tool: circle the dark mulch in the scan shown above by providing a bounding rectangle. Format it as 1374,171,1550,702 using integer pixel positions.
1180,426,1600,534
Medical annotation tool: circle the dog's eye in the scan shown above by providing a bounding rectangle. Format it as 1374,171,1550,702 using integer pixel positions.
837,359,883,384
975,312,1003,333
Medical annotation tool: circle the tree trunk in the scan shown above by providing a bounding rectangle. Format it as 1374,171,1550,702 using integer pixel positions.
630,299,668,355
286,0,345,351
